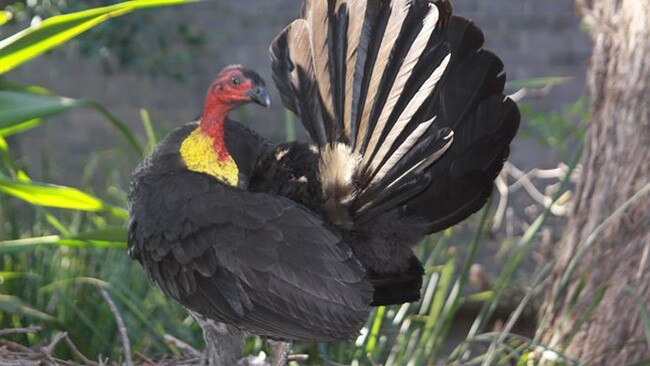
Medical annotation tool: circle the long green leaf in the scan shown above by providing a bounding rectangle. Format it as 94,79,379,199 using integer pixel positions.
0,229,127,253
0,91,84,129
0,0,196,74
0,77,53,94
0,118,42,136
0,294,56,322
0,11,12,27
0,90,143,155
625,286,650,352
505,77,572,90
562,286,608,350
0,177,127,217
0,272,41,281
0,135,7,154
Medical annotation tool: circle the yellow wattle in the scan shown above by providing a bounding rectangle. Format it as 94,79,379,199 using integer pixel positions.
179,128,239,187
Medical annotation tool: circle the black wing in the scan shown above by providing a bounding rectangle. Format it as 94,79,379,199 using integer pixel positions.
128,167,372,342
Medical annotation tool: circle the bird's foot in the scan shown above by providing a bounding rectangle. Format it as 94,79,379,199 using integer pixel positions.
270,340,292,366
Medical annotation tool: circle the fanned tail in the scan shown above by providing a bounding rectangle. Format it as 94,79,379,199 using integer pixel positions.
270,0,519,232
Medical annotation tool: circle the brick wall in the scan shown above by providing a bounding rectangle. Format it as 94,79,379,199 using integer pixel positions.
6,0,591,184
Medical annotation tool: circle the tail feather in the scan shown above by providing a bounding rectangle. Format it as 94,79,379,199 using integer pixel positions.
330,1,348,139
349,0,392,148
406,97,520,232
270,1,519,233
270,19,327,146
303,0,337,132
355,0,410,153
362,3,440,163
365,53,451,178
343,0,367,142
354,127,454,221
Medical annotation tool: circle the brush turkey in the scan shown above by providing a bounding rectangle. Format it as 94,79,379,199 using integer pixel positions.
128,0,519,347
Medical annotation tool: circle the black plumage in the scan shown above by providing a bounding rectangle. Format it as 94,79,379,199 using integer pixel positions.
129,122,372,341
267,0,519,304
128,0,520,345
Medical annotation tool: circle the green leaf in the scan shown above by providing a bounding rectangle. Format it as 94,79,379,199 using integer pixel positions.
0,294,56,322
0,0,196,74
0,177,127,218
0,77,53,94
39,277,110,293
140,108,158,152
0,228,128,253
0,91,84,129
625,286,650,352
0,11,12,26
506,77,572,90
0,118,42,136
0,135,7,154
73,226,128,242
0,90,143,155
562,286,607,350
0,272,41,281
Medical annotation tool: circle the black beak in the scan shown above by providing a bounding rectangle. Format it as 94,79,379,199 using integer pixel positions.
248,85,271,108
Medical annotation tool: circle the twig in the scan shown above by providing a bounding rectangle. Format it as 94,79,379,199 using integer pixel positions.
97,285,133,366
287,354,309,362
135,351,155,365
0,326,42,337
0,339,34,353
41,332,67,355
492,171,510,232
164,334,201,357
508,84,554,102
64,334,99,366
504,162,569,215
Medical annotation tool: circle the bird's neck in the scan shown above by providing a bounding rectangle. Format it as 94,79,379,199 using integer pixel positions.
178,100,240,187
199,101,233,162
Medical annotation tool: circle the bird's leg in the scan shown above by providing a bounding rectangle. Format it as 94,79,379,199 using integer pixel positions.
192,313,244,366
269,340,292,366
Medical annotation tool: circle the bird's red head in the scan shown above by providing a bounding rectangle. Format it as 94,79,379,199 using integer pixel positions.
197,65,271,162
203,64,271,115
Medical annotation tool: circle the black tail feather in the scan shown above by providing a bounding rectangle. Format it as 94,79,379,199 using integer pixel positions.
270,1,520,305
368,254,424,306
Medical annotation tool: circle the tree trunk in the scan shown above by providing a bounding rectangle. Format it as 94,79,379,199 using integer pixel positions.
538,1,650,364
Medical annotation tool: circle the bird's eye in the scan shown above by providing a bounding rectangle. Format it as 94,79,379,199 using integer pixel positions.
231,77,240,85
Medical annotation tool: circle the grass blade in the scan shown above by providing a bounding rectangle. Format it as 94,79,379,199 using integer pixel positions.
0,119,42,136
0,91,84,129
0,294,57,322
140,108,158,152
0,11,11,26
285,109,296,142
0,227,127,253
561,286,607,350
557,182,650,295
0,177,127,218
505,77,572,90
0,91,144,156
624,286,650,351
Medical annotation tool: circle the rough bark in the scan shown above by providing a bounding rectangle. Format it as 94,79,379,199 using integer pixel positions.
539,1,650,365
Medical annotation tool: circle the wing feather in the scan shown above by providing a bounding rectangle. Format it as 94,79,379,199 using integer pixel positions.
129,166,372,342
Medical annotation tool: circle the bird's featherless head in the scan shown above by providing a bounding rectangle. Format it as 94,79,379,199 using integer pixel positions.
197,65,271,158
203,64,271,117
